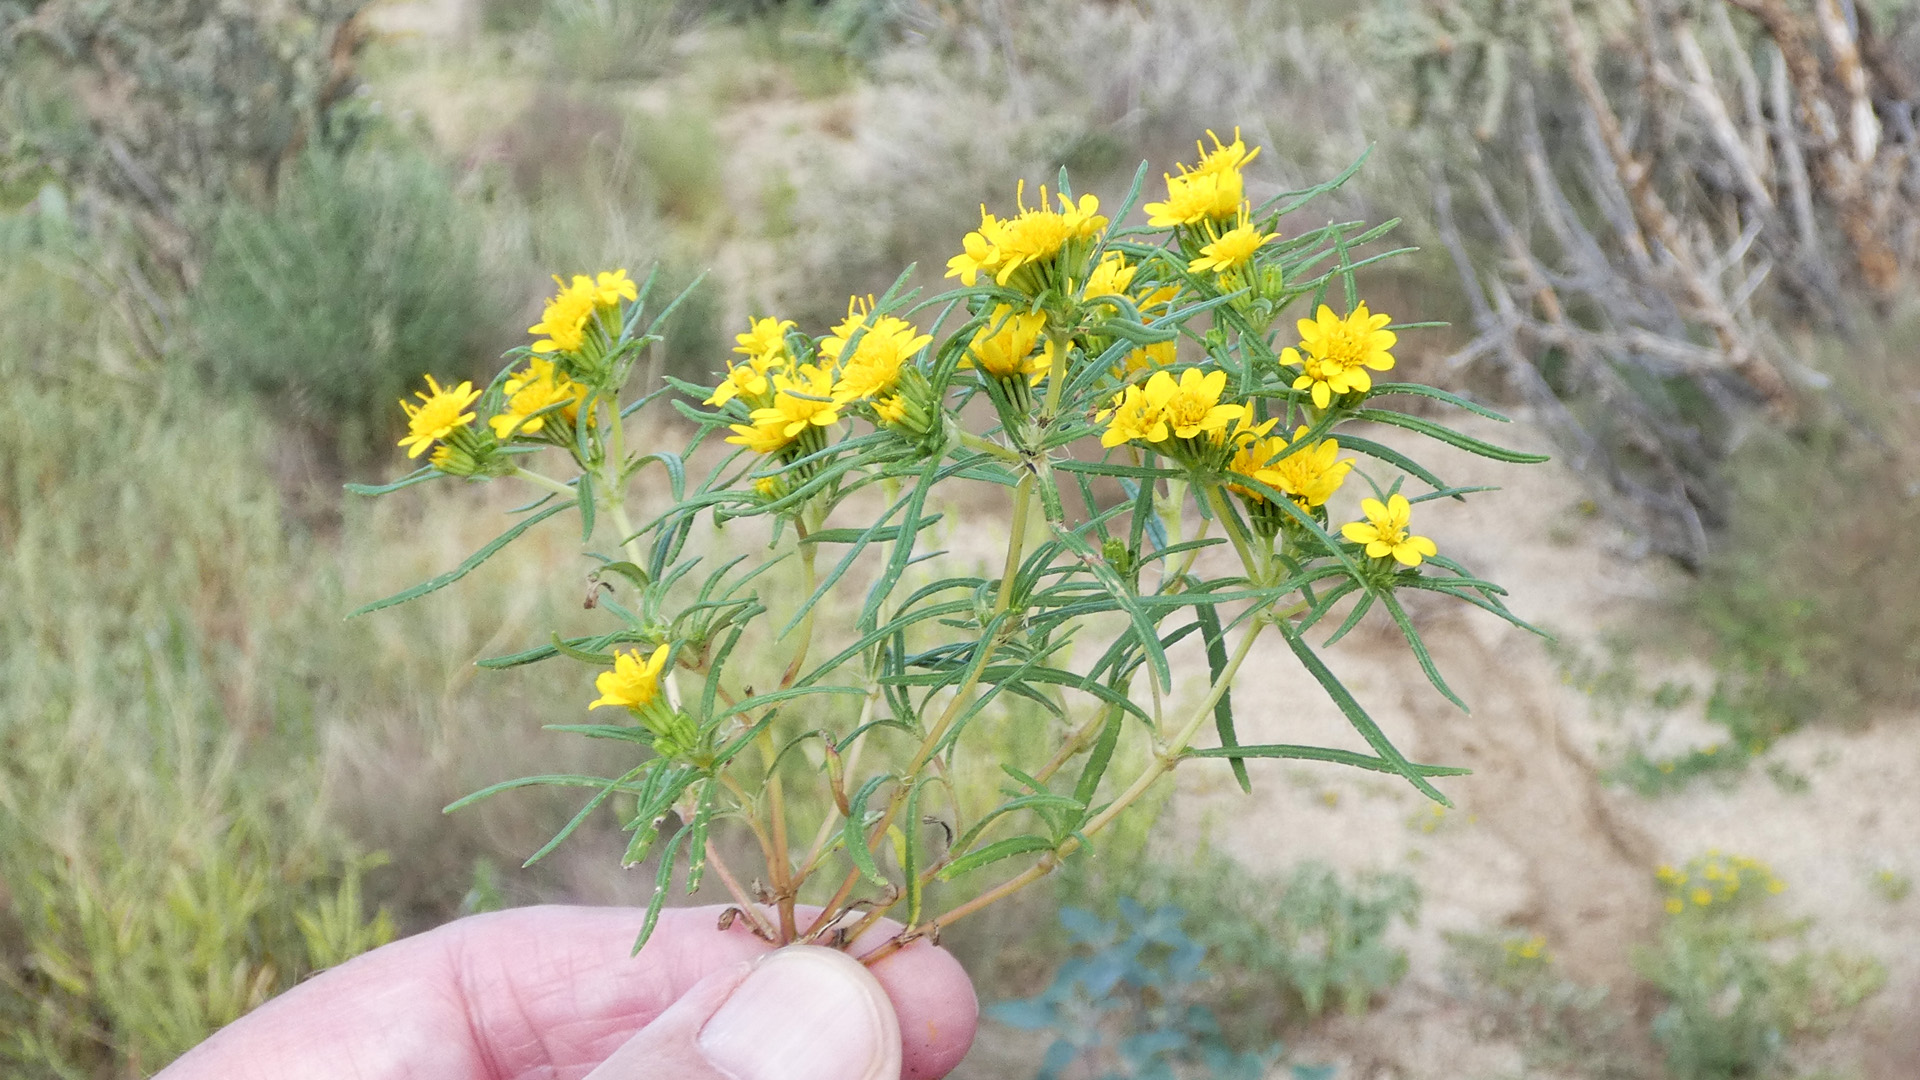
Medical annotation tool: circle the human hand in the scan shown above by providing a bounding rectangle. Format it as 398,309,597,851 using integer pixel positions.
155,904,977,1080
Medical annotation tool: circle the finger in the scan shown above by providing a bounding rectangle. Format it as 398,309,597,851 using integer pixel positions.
156,904,975,1080
584,947,901,1080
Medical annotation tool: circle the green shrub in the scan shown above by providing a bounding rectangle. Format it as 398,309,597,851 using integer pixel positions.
1443,932,1643,1079
192,144,489,456
0,244,395,1076
1638,854,1885,1080
1070,851,1420,1030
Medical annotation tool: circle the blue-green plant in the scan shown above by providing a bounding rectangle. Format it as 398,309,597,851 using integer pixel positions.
990,902,1331,1080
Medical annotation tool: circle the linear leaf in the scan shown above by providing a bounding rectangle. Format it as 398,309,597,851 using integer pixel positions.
1184,743,1469,777
349,500,575,617
1277,620,1451,805
938,835,1055,881
1196,605,1249,793
845,774,893,886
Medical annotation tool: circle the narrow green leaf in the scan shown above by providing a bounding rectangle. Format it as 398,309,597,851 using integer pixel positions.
1378,590,1469,712
1184,743,1470,777
1368,382,1511,421
1277,620,1452,805
349,500,574,617
344,467,438,496
845,774,893,886
444,772,634,813
937,835,1055,881
1073,706,1124,810
577,470,596,543
633,824,692,956
1051,523,1169,691
685,781,715,894
1350,409,1550,463
904,778,928,926
522,764,650,867
1196,605,1249,793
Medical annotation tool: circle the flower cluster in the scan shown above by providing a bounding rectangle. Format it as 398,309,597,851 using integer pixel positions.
396,269,643,476
366,127,1543,961
1657,851,1786,915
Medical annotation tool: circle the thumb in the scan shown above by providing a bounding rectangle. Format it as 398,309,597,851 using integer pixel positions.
584,945,903,1080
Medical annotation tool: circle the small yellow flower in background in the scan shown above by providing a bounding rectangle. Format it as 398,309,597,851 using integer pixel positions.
1284,302,1398,409
589,644,671,712
398,375,482,458
1504,935,1548,963
1191,127,1260,177
1188,210,1276,277
964,305,1050,381
1665,897,1686,914
1659,851,1786,913
490,358,588,439
1342,493,1438,567
734,316,796,361
1145,367,1243,440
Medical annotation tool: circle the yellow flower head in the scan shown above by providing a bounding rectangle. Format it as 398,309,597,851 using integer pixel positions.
588,644,671,712
1144,367,1244,440
1341,493,1438,567
1283,302,1398,409
733,316,796,361
825,299,931,403
490,358,589,439
1145,131,1260,229
727,363,841,454
1145,170,1244,229
398,375,482,458
1188,208,1276,277
1232,426,1352,508
1191,128,1261,178
964,304,1051,381
1082,252,1138,300
1120,338,1178,378
944,183,1107,288
529,275,599,355
1098,382,1166,447
592,269,639,308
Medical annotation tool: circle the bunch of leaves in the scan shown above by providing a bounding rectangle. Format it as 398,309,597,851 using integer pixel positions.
0,0,367,269
1637,857,1886,1080
1078,850,1420,1029
353,142,1543,959
192,142,490,454
989,902,1330,1080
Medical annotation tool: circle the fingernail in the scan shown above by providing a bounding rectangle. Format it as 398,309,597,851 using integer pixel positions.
698,946,899,1080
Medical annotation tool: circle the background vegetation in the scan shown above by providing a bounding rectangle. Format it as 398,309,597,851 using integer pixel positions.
2,0,1915,1075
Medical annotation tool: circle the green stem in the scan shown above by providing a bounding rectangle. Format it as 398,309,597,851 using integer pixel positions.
597,395,648,567
1040,326,1072,422
994,474,1035,616
511,467,577,501
1206,485,1264,584
956,430,1022,463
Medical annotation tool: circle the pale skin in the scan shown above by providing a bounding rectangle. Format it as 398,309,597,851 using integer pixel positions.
156,905,978,1080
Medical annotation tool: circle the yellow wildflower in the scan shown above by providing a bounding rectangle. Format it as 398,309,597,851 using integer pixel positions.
1188,209,1276,276
397,375,482,458
1082,252,1138,300
707,353,782,408
825,298,931,402
490,358,588,439
733,316,796,361
591,269,638,308
1098,383,1167,447
1341,493,1438,567
872,393,910,428
1285,303,1398,409
532,274,613,354
727,363,841,454
1144,367,1243,440
1233,426,1353,508
944,183,1107,288
1121,338,1178,377
589,644,671,712
1144,132,1260,229
1665,897,1685,914
964,305,1051,381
